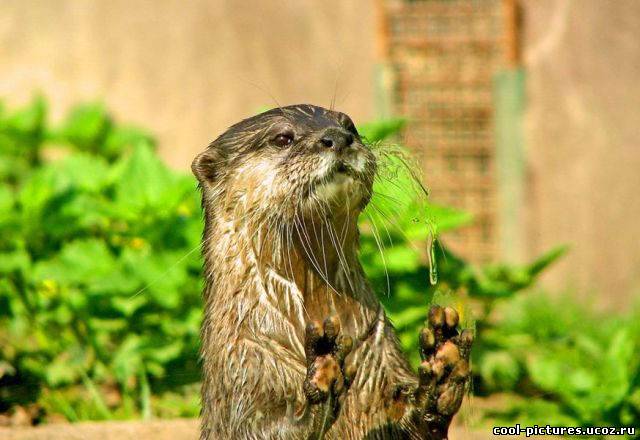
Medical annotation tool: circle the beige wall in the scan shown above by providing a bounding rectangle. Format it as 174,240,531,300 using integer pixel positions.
522,0,640,307
3,0,639,306
0,0,376,169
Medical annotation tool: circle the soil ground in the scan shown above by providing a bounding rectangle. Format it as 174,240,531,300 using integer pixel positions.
0,419,517,440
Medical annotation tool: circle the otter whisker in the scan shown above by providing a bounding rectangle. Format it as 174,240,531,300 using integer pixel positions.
311,195,355,292
271,219,310,325
340,192,351,245
127,236,209,300
293,213,340,295
325,220,356,295
366,202,394,247
309,200,330,295
370,189,405,207
371,144,430,200
294,218,332,291
307,191,357,296
364,211,391,297
293,187,326,274
366,200,427,258
282,222,296,282
328,55,345,112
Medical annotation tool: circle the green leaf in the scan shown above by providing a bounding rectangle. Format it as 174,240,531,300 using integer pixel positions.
17,154,110,213
0,184,15,215
119,248,188,308
18,165,57,216
53,154,111,193
112,335,143,386
388,305,426,329
526,245,569,278
0,249,31,273
379,245,421,274
57,103,112,153
479,351,521,391
45,354,80,386
492,398,580,427
111,295,147,317
4,95,47,137
145,340,184,365
103,125,156,159
45,346,91,387
358,118,406,143
32,239,116,285
527,355,563,392
424,203,474,234
112,143,189,212
602,329,635,406
566,369,596,394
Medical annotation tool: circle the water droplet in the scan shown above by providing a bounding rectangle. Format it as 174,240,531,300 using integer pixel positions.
428,235,438,285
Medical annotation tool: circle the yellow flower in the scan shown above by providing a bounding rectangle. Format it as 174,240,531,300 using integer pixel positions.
42,279,57,293
130,237,145,249
177,203,191,217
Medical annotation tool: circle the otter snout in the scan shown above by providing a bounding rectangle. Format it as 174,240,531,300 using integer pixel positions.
318,127,354,153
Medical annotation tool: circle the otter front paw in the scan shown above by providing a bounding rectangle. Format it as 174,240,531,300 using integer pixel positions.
412,305,473,438
303,316,354,439
303,315,354,404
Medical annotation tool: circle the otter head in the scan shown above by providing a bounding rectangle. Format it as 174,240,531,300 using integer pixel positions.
192,104,376,227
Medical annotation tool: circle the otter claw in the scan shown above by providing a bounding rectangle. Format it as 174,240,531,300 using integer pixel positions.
414,305,473,432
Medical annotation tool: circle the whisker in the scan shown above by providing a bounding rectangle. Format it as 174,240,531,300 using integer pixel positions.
365,211,390,297
294,213,340,295
128,237,205,300
325,220,355,295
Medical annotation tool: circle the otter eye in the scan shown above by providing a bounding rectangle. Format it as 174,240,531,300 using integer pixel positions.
273,133,293,147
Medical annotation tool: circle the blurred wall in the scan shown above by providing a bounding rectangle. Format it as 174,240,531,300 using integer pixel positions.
522,0,640,307
0,0,376,169
2,0,639,306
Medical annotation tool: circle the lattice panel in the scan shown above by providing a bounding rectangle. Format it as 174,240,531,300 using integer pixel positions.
384,0,506,263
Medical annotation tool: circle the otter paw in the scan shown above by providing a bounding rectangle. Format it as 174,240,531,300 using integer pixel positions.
414,305,473,427
303,315,354,405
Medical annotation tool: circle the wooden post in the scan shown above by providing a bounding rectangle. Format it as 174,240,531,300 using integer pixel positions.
374,0,390,62
495,0,526,263
373,0,393,119
503,0,521,68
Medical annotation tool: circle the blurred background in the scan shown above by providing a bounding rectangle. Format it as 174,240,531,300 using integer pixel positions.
1,0,639,437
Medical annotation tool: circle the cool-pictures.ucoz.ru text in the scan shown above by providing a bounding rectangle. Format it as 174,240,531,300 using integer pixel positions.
493,424,636,437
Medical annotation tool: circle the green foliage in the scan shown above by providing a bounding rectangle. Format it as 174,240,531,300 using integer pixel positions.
480,293,640,431
0,96,47,186
358,118,406,145
359,118,639,432
53,102,156,160
3,99,617,430
357,119,564,367
0,97,200,419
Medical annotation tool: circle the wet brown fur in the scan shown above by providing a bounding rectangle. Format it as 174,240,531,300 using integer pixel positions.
192,105,467,439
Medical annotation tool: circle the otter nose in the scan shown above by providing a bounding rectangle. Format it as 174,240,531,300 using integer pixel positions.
319,128,354,152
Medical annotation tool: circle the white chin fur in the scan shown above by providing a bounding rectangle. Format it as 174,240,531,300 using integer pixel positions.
314,173,360,203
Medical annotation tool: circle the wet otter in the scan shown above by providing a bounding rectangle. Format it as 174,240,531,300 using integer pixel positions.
192,105,473,439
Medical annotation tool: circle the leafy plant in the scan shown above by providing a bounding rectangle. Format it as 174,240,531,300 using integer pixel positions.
0,97,201,421
359,119,640,433
479,293,640,432
357,119,565,367
0,98,565,424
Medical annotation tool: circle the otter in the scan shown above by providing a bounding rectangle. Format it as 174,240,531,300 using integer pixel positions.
192,104,473,440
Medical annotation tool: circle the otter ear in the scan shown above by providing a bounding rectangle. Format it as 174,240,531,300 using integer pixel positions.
192,147,224,184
